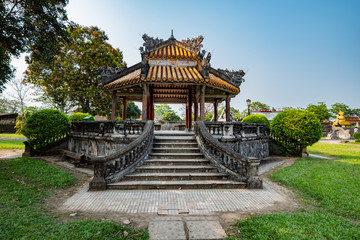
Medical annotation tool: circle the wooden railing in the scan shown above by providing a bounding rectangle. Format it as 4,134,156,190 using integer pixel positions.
89,121,154,191
71,120,146,137
205,121,269,140
195,121,262,188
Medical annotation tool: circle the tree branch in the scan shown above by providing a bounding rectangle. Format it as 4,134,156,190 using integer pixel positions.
4,0,19,20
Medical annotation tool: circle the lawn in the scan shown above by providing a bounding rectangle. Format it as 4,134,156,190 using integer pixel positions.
0,133,25,138
0,139,25,149
227,142,360,239
0,158,148,239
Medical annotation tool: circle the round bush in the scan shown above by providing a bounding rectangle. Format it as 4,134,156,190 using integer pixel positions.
22,109,71,147
353,132,360,142
68,112,92,122
271,109,322,155
241,114,270,127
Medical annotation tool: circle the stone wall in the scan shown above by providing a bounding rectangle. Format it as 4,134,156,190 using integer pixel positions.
219,138,270,159
68,134,139,157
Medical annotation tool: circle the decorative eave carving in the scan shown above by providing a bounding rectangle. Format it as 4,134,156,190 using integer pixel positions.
213,68,246,87
181,35,204,54
139,33,205,57
99,63,143,86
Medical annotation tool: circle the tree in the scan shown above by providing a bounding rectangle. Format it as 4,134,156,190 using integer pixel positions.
241,114,270,127
4,78,32,113
24,25,125,116
305,102,331,122
249,101,271,111
126,102,141,120
330,103,353,118
0,97,20,113
162,111,181,121
271,109,322,156
0,0,70,92
154,104,172,120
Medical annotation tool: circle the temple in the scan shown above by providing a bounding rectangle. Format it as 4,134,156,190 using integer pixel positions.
101,31,245,128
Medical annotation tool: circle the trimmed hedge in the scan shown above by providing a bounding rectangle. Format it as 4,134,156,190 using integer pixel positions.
21,109,71,148
241,114,270,127
68,112,92,122
353,132,360,142
271,109,322,155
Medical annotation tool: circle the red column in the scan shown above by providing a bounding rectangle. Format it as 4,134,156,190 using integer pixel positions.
194,87,198,121
226,94,231,122
122,96,127,120
142,85,148,120
199,85,205,121
214,99,218,122
111,90,117,121
188,90,192,129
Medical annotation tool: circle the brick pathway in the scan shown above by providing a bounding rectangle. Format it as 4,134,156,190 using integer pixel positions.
60,181,286,215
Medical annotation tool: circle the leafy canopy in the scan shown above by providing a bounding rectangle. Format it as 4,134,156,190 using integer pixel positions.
271,109,322,155
249,101,271,111
21,109,71,148
305,102,331,122
126,102,141,120
0,0,70,92
241,114,270,127
330,103,353,118
24,25,125,116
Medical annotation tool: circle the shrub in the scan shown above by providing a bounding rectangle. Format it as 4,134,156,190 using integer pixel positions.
271,109,322,155
241,114,270,127
21,109,71,148
353,132,360,142
68,112,92,122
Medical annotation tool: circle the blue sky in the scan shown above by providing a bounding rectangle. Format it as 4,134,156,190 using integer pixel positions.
10,0,360,112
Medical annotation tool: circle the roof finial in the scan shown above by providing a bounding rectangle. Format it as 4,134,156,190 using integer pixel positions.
169,29,175,40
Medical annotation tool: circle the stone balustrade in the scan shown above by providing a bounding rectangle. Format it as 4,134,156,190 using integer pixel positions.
195,121,262,188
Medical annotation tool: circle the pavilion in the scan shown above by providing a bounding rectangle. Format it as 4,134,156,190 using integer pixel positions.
101,31,245,129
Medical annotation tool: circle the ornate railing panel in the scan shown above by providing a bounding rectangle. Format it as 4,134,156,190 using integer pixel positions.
71,120,146,137
204,121,269,140
89,121,154,191
195,121,262,188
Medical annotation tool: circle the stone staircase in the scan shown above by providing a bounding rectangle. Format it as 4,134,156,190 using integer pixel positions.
107,131,246,190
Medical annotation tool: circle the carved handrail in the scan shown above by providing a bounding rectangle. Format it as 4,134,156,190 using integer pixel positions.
71,120,146,137
204,121,269,140
195,121,262,188
89,121,154,191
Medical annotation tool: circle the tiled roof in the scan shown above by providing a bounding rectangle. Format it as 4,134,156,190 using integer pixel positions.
148,45,198,60
103,69,142,90
103,66,239,94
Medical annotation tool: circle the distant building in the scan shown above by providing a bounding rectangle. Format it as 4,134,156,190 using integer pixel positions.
345,116,360,127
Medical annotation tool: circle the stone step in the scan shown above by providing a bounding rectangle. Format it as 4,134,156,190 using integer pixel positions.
136,165,217,173
144,159,210,166
124,172,228,181
107,180,246,190
153,143,199,148
154,131,194,136
154,136,197,144
151,148,200,153
148,153,204,159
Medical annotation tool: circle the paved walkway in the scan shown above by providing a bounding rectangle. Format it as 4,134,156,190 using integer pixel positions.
60,181,286,215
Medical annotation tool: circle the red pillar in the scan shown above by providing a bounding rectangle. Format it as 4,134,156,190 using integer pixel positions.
142,85,148,120
122,97,127,120
188,90,192,129
214,99,218,122
111,90,117,121
199,85,205,121
225,94,231,122
194,87,198,121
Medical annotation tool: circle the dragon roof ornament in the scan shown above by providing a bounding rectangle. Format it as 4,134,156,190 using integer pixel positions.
217,69,246,87
181,35,204,53
140,33,164,53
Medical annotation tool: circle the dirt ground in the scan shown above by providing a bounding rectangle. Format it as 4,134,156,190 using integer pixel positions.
0,149,24,158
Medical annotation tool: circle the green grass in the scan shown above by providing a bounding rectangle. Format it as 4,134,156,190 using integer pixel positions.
0,133,25,138
227,142,360,239
227,212,360,240
0,139,25,149
0,158,148,239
